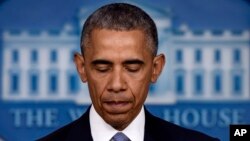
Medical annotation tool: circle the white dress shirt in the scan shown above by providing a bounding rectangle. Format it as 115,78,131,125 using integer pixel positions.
90,105,145,141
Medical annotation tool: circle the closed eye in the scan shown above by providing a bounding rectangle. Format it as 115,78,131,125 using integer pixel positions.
94,64,111,72
123,59,144,73
92,59,112,73
125,64,141,72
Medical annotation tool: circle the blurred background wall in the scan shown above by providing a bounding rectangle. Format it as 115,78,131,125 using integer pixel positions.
0,0,249,140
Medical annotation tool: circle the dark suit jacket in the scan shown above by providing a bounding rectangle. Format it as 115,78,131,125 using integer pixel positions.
38,106,219,141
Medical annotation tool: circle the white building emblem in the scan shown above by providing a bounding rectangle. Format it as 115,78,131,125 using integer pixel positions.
1,2,249,104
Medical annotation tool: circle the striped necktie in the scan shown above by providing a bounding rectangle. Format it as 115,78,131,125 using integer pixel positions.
110,132,131,141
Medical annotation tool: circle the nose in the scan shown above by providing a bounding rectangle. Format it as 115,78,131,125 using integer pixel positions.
107,68,127,93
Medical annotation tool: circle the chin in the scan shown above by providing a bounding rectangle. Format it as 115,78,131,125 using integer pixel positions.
105,114,131,130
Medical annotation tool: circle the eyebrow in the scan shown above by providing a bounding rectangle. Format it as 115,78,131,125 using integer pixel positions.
91,59,144,65
123,59,144,65
91,59,113,65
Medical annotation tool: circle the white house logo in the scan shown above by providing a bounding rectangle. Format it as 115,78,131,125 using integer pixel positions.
1,2,249,104
0,1,249,141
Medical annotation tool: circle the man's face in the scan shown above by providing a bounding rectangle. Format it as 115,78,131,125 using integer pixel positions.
75,29,165,130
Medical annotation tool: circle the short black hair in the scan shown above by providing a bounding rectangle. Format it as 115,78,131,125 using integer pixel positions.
80,3,158,56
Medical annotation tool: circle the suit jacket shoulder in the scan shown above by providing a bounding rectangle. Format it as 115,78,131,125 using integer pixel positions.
144,109,220,141
37,108,93,141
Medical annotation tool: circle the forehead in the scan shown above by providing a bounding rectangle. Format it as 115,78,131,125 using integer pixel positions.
91,29,145,46
84,29,152,60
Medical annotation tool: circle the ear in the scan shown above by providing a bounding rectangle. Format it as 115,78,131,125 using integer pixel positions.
151,54,166,83
74,52,87,83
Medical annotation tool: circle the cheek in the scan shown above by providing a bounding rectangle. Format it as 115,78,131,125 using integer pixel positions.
127,72,151,104
86,74,109,103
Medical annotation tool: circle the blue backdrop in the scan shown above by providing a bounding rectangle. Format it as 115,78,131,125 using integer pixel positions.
0,0,250,141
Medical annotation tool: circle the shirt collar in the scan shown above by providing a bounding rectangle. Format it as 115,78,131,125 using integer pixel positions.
90,105,145,141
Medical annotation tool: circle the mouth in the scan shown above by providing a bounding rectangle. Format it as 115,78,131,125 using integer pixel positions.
102,101,133,114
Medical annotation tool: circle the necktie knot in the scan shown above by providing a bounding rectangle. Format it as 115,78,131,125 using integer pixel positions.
110,132,131,141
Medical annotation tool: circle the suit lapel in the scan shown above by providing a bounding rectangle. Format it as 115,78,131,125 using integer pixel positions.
144,108,176,141
144,108,169,141
66,107,93,141
144,108,156,141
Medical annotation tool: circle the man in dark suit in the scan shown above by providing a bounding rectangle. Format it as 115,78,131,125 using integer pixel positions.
38,3,219,141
